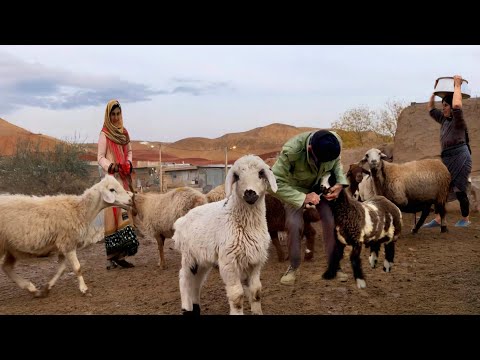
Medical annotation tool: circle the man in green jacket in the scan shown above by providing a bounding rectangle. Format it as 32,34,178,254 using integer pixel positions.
271,129,349,285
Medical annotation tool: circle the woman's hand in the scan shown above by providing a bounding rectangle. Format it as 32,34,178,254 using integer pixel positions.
453,74,463,87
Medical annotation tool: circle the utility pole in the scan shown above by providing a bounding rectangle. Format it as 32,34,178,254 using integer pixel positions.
224,146,228,181
159,143,163,192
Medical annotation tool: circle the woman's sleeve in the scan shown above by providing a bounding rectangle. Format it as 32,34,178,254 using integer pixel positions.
127,142,133,162
97,132,111,172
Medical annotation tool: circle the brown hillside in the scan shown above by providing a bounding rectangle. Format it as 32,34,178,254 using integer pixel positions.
0,118,62,156
395,98,479,176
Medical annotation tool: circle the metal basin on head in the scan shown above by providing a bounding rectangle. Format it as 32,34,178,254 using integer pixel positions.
434,77,471,99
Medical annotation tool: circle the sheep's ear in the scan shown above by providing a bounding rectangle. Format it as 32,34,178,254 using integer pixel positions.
362,168,371,175
264,166,278,193
380,152,388,159
102,189,116,204
225,168,236,198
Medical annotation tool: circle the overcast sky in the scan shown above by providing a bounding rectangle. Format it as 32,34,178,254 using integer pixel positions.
0,45,478,143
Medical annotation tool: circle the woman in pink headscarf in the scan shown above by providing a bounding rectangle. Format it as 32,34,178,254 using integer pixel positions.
98,99,139,269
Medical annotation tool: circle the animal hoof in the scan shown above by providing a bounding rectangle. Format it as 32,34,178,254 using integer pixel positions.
34,285,49,298
304,252,314,261
411,228,418,234
441,226,448,233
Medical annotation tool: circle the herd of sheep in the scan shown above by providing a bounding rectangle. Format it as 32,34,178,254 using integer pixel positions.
0,149,452,314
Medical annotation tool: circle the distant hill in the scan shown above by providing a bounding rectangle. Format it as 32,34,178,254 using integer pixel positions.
0,118,390,165
0,118,62,156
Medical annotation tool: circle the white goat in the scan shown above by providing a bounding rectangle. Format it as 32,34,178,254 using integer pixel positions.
0,175,132,297
173,155,277,315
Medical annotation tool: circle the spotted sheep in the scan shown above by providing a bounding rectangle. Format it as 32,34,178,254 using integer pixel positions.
173,155,278,315
320,172,403,289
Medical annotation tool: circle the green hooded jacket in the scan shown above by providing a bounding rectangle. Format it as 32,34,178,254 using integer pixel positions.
269,131,349,209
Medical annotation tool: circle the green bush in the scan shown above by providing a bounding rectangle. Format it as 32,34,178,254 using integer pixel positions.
0,138,94,195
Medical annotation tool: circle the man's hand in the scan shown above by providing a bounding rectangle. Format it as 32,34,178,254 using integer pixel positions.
323,184,343,201
304,192,321,206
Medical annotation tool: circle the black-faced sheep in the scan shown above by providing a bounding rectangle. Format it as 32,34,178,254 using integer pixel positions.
359,148,451,233
319,173,403,289
173,155,277,315
206,184,320,262
0,175,133,297
133,187,208,269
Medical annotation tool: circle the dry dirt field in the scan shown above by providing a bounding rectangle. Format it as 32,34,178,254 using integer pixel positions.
1,212,479,315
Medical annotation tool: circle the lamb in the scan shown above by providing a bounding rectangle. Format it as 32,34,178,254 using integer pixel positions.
346,163,372,201
133,187,208,269
320,173,403,289
359,148,451,233
173,155,277,315
206,184,320,262
0,175,133,297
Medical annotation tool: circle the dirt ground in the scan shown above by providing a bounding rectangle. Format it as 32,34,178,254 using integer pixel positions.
1,211,479,315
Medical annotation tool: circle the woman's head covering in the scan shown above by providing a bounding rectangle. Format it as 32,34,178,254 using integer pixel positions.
310,130,341,163
102,99,130,145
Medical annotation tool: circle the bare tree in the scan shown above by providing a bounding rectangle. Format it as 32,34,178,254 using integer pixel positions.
331,106,376,146
375,100,408,139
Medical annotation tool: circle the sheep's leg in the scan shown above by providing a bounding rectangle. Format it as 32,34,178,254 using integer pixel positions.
189,265,212,315
1,252,40,296
244,265,263,315
269,231,285,262
368,242,380,268
437,203,448,233
383,241,395,273
350,244,366,289
304,222,316,261
179,258,206,314
411,205,430,234
38,253,67,297
64,250,89,296
154,234,166,269
219,264,244,315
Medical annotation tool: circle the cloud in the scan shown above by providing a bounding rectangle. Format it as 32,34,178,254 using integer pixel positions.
0,52,233,114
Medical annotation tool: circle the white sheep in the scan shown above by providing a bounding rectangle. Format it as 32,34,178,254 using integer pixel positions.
0,175,132,297
173,155,278,315
319,173,403,289
359,148,451,233
133,187,208,269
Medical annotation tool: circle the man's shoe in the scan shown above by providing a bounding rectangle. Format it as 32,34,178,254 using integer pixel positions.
280,265,297,286
422,219,441,228
337,270,348,282
454,219,471,227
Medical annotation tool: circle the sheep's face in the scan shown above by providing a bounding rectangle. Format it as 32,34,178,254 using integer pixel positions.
360,148,387,170
319,172,336,195
225,155,278,205
99,175,133,210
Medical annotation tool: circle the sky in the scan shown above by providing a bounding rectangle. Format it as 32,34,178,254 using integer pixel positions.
0,45,479,143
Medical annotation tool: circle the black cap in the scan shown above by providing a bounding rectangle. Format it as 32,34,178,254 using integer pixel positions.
310,130,341,163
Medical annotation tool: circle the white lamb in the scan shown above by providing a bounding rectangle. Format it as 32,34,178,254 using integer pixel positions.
173,155,278,315
0,175,133,297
